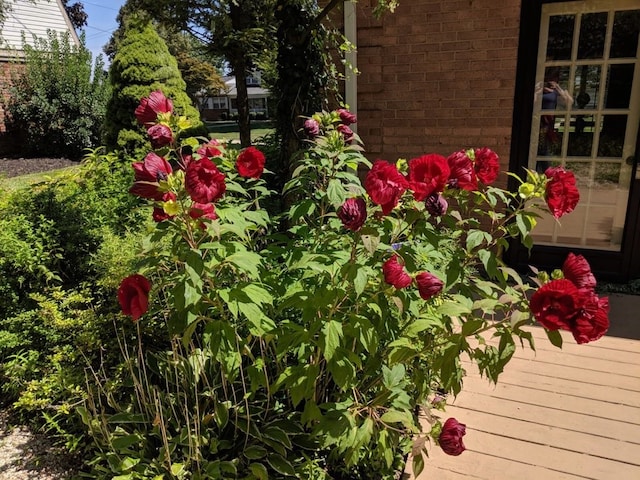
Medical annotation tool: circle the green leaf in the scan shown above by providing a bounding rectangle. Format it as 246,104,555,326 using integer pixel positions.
226,251,262,278
412,452,425,477
327,178,346,206
249,463,269,480
466,229,490,251
545,329,563,348
267,454,296,477
322,320,343,361
382,364,405,389
437,300,472,317
380,410,413,427
244,445,268,460
111,434,141,450
478,248,500,279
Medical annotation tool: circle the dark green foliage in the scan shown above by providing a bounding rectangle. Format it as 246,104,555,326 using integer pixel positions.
6,32,110,159
103,15,204,154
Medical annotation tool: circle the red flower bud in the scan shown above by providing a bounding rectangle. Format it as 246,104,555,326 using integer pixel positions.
415,272,444,300
382,256,412,289
439,418,466,456
147,124,173,149
338,198,367,231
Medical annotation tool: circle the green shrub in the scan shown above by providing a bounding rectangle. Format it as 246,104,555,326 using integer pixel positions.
6,32,110,159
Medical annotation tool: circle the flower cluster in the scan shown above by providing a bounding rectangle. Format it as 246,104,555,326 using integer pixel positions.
530,253,609,344
362,147,500,217
119,90,267,321
382,255,444,300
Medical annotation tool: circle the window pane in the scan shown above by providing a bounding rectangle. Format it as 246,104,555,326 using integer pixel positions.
578,12,608,59
541,66,572,110
538,114,564,156
604,64,635,109
547,15,575,60
598,115,627,157
568,115,594,156
610,10,640,58
573,65,600,110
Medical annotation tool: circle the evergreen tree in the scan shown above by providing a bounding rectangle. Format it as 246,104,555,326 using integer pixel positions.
103,14,203,154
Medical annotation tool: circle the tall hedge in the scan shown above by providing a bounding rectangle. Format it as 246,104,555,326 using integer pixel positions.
103,15,203,153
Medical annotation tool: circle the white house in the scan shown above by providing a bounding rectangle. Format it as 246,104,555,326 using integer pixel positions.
198,72,270,121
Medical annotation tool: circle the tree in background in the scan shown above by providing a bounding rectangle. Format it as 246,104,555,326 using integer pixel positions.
6,32,110,159
61,0,87,30
104,4,225,108
103,13,203,154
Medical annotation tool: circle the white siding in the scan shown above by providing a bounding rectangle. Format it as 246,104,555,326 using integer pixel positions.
0,0,78,53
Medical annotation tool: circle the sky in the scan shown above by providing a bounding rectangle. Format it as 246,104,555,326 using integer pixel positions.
81,0,126,63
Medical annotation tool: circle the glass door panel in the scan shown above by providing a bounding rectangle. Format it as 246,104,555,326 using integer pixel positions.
529,0,640,252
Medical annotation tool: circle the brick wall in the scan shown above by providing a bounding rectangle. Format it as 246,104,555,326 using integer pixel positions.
0,60,25,154
355,0,521,187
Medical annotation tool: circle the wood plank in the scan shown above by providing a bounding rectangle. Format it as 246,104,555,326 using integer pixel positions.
462,354,640,391
414,441,596,480
452,429,640,480
460,360,640,407
460,375,640,424
437,406,640,465
526,326,640,354
445,389,640,442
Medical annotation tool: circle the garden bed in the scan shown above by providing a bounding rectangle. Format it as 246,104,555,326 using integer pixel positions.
0,157,79,178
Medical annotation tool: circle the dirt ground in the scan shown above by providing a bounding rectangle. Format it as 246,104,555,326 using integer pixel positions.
0,157,79,178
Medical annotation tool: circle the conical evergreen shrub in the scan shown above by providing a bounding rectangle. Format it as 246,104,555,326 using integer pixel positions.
103,15,204,153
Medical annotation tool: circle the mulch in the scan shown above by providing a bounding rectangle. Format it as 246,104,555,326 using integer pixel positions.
0,157,80,178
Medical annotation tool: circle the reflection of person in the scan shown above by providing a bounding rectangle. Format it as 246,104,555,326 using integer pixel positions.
535,68,574,169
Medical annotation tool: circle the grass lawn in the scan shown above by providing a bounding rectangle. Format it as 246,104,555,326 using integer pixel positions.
207,121,275,143
0,166,80,195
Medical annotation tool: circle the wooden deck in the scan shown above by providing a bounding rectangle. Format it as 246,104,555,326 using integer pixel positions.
413,327,640,479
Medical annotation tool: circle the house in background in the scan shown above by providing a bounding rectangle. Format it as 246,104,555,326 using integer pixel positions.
343,0,640,282
0,0,78,133
198,72,270,122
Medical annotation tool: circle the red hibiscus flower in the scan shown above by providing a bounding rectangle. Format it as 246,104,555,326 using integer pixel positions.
147,124,173,149
474,147,500,185
197,140,222,158
382,256,412,289
408,154,450,201
135,90,173,126
129,152,173,200
236,146,266,179
152,192,177,222
529,279,581,331
338,198,367,231
337,108,357,125
439,418,466,456
545,167,580,218
562,253,596,292
572,293,609,344
364,161,409,215
189,202,218,229
185,158,226,203
447,150,477,191
118,274,151,322
415,272,444,300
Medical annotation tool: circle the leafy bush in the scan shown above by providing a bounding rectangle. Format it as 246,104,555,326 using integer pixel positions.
0,149,146,435
6,32,110,159
81,96,610,479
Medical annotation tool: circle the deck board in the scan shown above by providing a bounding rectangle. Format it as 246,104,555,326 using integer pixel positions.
412,328,640,479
